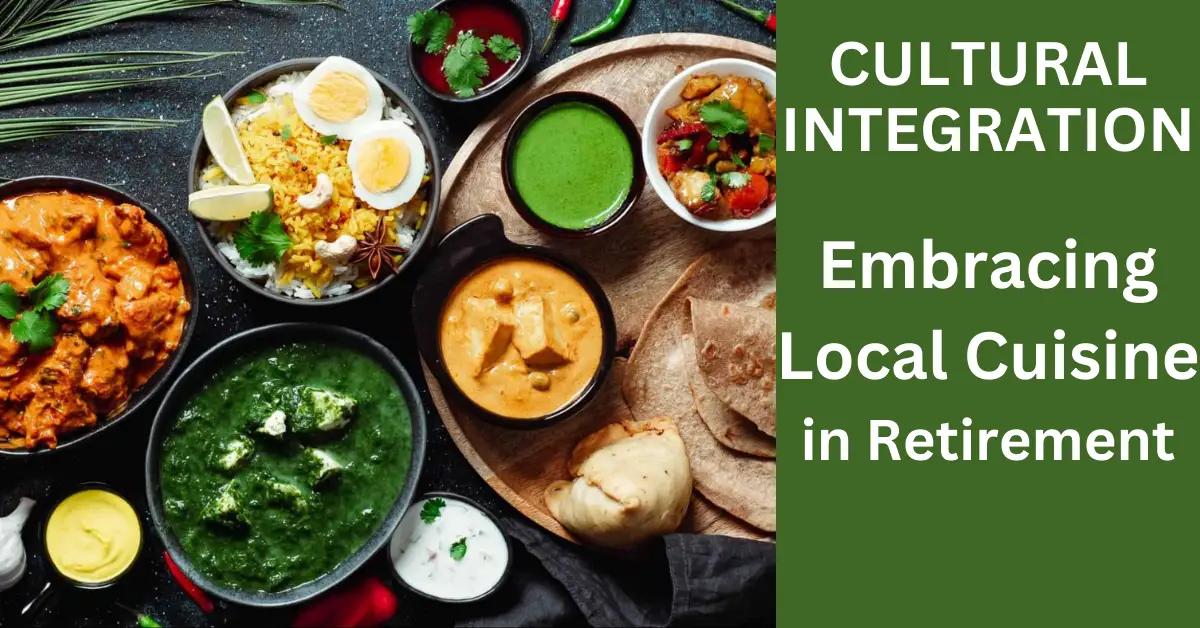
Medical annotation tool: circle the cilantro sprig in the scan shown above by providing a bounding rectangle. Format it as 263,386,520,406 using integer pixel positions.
234,212,292,267
407,9,523,99
449,537,468,561
700,100,749,137
420,498,446,524
408,9,455,54
487,35,521,63
1,273,69,352
443,32,489,98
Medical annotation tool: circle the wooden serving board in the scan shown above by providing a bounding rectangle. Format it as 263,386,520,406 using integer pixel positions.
425,34,776,543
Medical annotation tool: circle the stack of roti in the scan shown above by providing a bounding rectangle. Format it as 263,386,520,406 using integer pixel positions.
624,240,777,534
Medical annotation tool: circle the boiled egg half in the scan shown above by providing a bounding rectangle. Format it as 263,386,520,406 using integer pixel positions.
348,120,426,210
293,56,384,140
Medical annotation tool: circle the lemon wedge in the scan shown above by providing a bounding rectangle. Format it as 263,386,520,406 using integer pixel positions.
202,96,255,185
188,184,273,221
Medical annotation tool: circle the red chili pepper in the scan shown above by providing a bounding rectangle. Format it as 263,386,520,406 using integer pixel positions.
163,551,215,614
541,0,573,53
656,122,707,144
292,577,397,628
714,0,776,33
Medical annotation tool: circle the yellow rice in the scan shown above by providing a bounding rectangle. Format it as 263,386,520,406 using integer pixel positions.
202,94,427,296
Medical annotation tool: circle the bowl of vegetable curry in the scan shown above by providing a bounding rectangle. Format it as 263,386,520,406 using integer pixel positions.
0,177,196,455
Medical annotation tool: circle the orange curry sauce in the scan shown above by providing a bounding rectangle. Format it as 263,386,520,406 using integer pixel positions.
0,190,190,449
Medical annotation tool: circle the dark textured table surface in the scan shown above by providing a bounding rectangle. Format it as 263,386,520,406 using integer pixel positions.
0,1,773,625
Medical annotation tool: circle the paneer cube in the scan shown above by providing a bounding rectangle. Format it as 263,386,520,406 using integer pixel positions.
255,410,288,438
265,479,310,511
213,435,254,472
512,296,570,367
202,482,247,529
290,387,356,435
462,296,513,376
302,448,343,487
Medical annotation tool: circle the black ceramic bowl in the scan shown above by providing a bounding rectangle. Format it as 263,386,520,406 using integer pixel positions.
412,214,617,428
501,91,645,238
144,323,428,608
187,57,442,307
387,491,513,604
0,176,198,458
407,0,534,103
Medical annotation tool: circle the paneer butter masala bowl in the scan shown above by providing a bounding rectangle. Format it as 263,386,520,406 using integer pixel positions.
0,177,195,454
643,58,776,231
187,57,441,304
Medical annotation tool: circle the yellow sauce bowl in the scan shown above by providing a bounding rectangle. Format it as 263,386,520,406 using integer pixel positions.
44,488,142,586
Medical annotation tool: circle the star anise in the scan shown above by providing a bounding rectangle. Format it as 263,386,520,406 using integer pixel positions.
350,215,408,279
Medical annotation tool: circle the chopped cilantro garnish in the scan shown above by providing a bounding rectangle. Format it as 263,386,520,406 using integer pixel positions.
487,34,521,63
11,308,57,352
700,100,749,137
234,212,292,267
0,284,18,320
731,152,747,168
722,172,751,189
408,9,455,54
28,273,69,312
700,178,718,203
245,90,267,105
707,137,720,152
676,138,693,151
757,133,775,153
420,498,446,524
319,134,338,145
280,124,292,141
443,32,489,98
449,537,468,561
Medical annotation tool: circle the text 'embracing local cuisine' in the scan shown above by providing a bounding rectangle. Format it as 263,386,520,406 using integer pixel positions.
191,56,430,299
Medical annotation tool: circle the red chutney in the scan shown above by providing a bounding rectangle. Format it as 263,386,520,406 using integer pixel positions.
0,191,190,449
415,0,526,96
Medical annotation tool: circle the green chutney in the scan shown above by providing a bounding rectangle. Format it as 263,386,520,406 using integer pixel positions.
512,102,634,230
159,341,412,593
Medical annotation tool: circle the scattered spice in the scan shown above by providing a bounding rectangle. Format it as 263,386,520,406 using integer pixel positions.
350,215,407,279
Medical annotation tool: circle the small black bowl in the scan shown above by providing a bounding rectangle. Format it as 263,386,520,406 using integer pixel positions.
387,491,513,604
20,482,145,620
501,91,645,238
144,323,428,608
0,176,198,458
411,214,617,428
187,57,442,307
407,0,534,104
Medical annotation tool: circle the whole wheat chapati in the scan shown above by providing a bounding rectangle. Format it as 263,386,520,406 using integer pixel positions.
623,240,776,532
689,298,777,437
682,333,776,457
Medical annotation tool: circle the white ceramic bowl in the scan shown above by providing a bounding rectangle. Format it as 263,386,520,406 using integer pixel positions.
642,58,777,232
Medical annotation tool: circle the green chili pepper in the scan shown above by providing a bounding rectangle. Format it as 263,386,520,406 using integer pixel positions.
569,0,633,46
115,602,163,628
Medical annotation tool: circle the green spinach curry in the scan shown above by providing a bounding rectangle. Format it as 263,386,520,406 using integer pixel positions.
160,342,412,592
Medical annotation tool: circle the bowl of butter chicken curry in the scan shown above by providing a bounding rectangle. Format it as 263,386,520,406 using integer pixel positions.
412,215,615,427
0,177,196,454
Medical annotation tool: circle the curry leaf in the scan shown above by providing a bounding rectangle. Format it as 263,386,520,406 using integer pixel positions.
757,133,775,153
408,9,454,54
280,124,292,141
234,211,292,267
449,537,468,561
443,32,489,98
245,90,267,105
320,134,338,145
28,273,69,312
11,309,57,352
700,100,748,137
487,35,521,63
0,284,18,320
420,497,446,524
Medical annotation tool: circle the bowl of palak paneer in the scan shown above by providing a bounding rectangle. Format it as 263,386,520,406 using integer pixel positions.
145,323,425,607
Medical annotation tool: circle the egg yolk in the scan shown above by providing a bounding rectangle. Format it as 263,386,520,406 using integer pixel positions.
309,71,369,122
359,137,410,193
